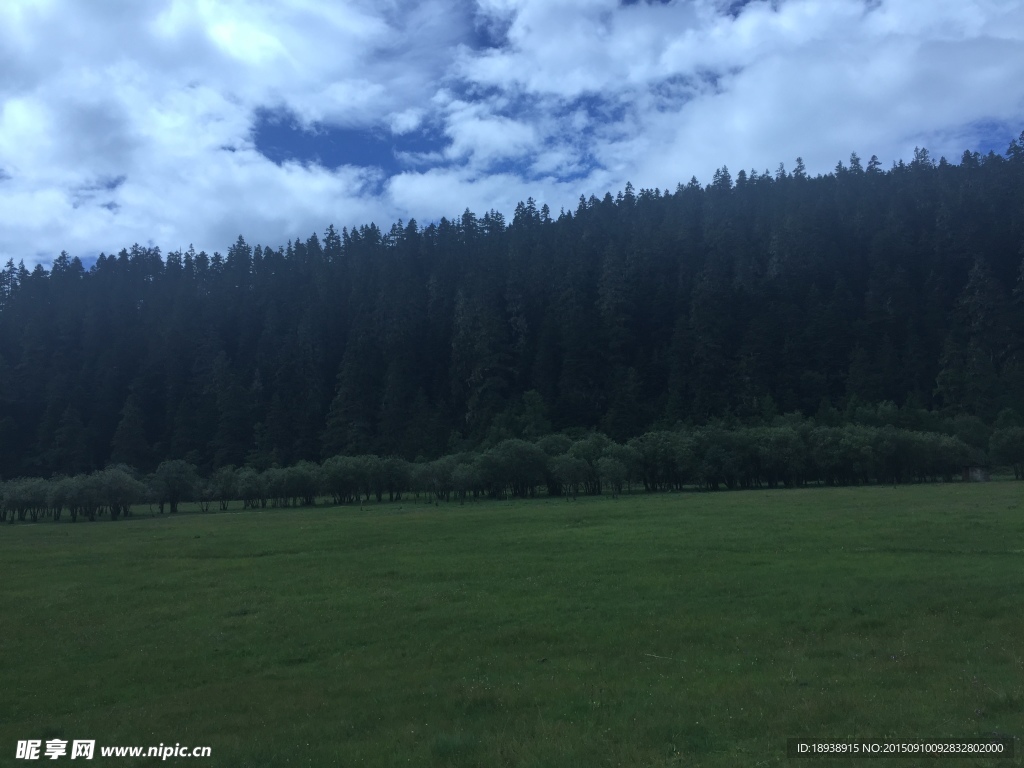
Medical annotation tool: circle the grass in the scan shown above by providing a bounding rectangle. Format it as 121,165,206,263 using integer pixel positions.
2,483,1023,767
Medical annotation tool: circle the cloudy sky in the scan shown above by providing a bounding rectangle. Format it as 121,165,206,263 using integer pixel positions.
2,0,1023,266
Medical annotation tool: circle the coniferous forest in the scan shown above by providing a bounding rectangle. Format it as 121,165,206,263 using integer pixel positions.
2,139,1024,489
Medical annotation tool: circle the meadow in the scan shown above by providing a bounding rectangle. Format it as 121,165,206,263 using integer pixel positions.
2,483,1022,767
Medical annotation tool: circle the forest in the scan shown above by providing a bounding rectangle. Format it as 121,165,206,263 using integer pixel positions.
2,135,1024,495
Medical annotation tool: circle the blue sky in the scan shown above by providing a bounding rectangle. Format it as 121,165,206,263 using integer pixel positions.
1,0,1023,265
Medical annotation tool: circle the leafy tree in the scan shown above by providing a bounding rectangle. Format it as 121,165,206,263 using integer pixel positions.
990,428,1024,479
451,460,483,503
287,461,323,506
549,454,589,499
151,460,198,514
96,466,147,519
212,466,238,511
597,456,628,497
568,433,611,495
322,455,360,504
478,440,548,498
236,467,268,509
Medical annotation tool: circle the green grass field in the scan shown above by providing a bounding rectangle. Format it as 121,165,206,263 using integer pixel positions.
2,484,1023,767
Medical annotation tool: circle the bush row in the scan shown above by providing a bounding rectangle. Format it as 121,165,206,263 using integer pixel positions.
3,425,1022,523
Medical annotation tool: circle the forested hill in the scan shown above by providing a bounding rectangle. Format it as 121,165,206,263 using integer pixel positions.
2,139,1024,477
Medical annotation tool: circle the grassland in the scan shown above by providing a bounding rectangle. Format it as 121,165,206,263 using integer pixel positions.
2,484,1023,767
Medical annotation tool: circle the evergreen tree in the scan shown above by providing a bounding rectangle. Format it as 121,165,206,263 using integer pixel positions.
110,395,152,470
0,139,1023,476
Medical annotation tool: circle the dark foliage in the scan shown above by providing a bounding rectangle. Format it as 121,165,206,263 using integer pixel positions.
0,417,994,525
2,138,1024,478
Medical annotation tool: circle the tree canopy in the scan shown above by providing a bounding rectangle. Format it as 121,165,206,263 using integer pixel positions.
2,137,1024,478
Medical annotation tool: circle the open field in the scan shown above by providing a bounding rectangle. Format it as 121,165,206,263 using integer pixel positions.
2,484,1023,767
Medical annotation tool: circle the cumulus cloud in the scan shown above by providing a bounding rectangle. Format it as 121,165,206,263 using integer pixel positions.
1,0,1023,265
443,101,539,165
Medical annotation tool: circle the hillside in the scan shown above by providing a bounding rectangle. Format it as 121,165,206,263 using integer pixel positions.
1,139,1023,476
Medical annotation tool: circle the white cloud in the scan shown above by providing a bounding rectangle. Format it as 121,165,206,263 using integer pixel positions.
443,101,539,165
458,0,1024,188
1,0,1023,266
390,108,425,135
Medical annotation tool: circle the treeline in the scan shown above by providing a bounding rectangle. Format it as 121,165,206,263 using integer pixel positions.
4,417,1023,523
2,136,1024,478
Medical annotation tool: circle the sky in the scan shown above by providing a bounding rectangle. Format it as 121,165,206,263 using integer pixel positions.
1,0,1023,267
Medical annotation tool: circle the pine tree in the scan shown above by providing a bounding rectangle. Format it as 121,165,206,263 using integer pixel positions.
110,395,151,470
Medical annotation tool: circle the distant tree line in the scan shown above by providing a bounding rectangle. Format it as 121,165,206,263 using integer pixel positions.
2,135,1024,479
4,413,1023,523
